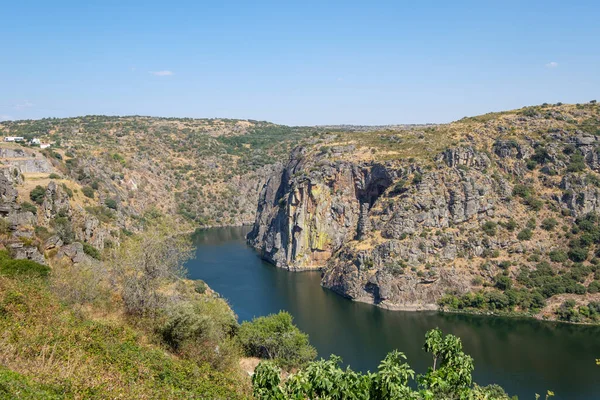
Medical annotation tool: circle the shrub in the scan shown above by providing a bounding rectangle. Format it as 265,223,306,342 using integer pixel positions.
567,153,586,172
195,280,208,294
549,250,568,263
29,185,46,205
51,217,75,244
568,247,588,262
524,196,543,211
82,186,95,199
20,201,37,215
49,173,61,179
237,311,316,370
531,146,550,165
588,280,600,294
160,298,239,369
541,218,558,231
495,274,512,290
412,173,422,185
512,184,533,199
503,219,518,231
556,300,579,322
517,229,533,241
105,198,118,210
82,242,101,260
61,183,73,198
481,221,497,236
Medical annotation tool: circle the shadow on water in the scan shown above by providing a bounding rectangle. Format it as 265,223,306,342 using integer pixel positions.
187,226,600,400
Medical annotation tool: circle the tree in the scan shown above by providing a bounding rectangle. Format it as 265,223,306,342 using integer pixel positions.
111,221,192,317
29,185,46,205
237,311,316,370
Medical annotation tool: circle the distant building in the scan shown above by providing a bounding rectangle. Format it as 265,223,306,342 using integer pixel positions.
40,143,51,149
4,137,24,142
30,138,41,145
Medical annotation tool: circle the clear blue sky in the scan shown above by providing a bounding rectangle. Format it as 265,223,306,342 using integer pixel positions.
1,0,599,125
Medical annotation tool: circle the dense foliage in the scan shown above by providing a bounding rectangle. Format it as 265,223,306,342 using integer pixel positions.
238,311,317,369
252,328,514,400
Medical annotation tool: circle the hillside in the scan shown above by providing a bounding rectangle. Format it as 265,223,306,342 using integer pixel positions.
248,101,600,323
0,116,316,229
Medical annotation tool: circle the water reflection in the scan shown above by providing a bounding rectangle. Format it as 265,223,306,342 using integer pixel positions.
187,226,600,400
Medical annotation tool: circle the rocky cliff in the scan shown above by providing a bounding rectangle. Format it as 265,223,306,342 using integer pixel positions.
249,102,600,316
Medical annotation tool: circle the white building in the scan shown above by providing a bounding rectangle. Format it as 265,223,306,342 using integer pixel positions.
30,138,41,145
4,137,24,142
40,143,51,149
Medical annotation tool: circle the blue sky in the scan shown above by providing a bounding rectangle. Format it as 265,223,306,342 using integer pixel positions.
1,0,599,125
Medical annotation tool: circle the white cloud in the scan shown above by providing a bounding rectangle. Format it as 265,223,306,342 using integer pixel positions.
337,77,344,82
149,70,174,76
130,66,137,72
0,115,13,121
545,61,558,68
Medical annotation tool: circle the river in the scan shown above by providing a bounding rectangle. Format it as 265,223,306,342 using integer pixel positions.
186,226,600,399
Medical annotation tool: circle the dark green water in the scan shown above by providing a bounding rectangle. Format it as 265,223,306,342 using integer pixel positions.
186,226,600,400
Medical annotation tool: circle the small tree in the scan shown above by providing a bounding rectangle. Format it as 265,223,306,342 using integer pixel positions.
29,185,46,205
237,311,316,369
111,221,192,317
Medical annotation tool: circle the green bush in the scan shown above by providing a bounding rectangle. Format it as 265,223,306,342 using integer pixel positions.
194,280,208,294
82,186,95,199
567,153,586,172
29,185,46,205
517,228,533,241
588,280,600,294
82,242,101,260
568,247,588,262
20,201,37,215
495,274,512,290
512,184,533,198
549,250,568,263
160,298,239,370
541,218,558,231
237,311,316,370
502,219,518,231
481,221,497,236
105,198,118,210
49,173,61,179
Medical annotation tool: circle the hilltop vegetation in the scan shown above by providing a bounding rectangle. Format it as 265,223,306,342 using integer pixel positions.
0,116,315,227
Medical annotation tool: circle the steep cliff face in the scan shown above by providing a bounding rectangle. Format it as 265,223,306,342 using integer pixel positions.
247,146,394,270
249,103,600,313
249,146,506,307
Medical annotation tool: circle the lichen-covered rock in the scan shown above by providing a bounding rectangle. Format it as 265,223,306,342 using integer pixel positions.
7,242,46,265
249,146,517,309
247,148,393,270
42,181,71,220
56,242,87,264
